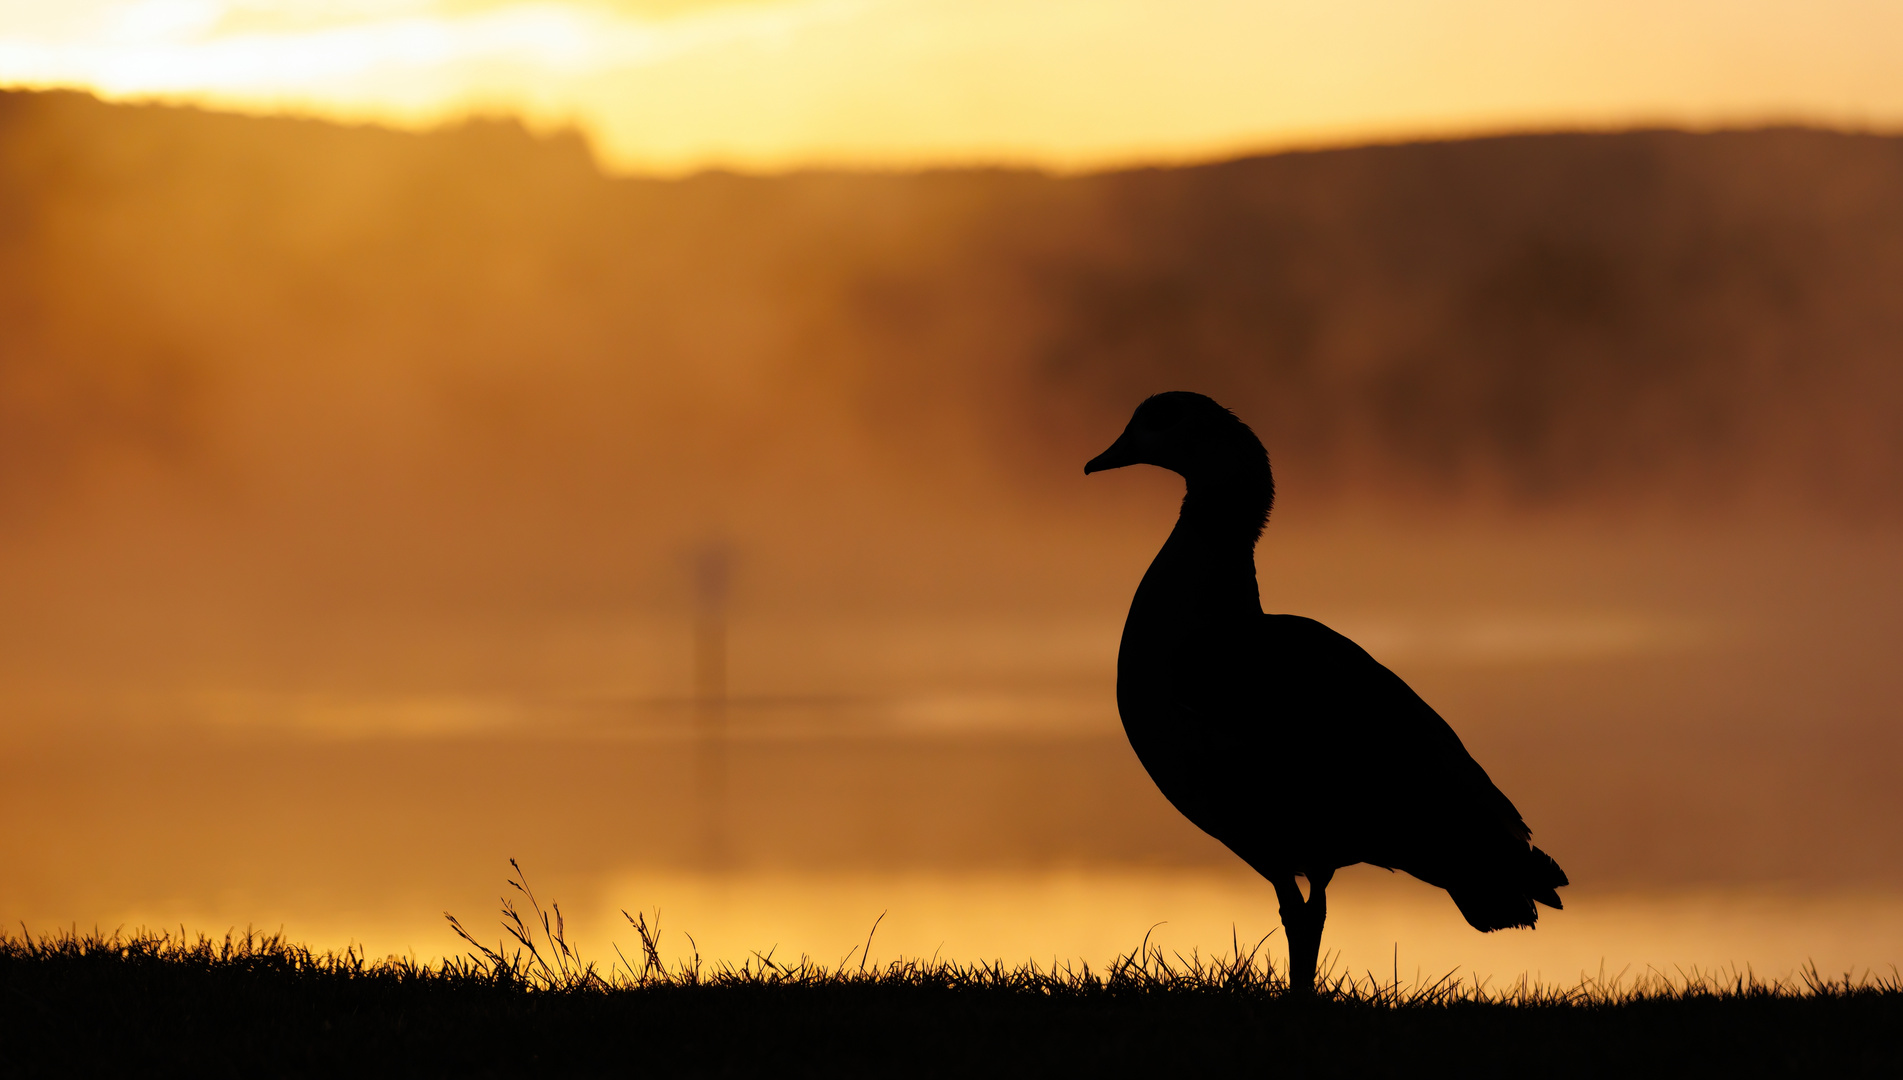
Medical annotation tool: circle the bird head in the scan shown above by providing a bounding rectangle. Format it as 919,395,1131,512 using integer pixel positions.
1085,391,1275,532
1083,392,1260,476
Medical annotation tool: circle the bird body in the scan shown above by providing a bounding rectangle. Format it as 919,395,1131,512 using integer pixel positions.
1087,391,1566,990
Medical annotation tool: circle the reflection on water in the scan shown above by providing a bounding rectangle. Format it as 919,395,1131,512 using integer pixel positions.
597,870,1903,986
95,869,1903,988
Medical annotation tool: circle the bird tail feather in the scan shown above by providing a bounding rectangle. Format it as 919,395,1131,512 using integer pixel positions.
1448,845,1570,932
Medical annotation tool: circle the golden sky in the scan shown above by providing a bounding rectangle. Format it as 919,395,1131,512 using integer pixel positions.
2,0,1901,174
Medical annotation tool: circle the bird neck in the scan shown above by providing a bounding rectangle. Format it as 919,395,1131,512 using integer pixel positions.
1180,464,1272,544
1133,470,1269,625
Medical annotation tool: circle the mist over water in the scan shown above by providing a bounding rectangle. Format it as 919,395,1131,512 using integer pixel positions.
1,90,1900,980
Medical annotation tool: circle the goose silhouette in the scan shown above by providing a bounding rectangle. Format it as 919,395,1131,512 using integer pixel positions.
1086,391,1567,992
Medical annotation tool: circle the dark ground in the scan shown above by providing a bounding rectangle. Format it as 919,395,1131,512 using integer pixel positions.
4,931,1898,1078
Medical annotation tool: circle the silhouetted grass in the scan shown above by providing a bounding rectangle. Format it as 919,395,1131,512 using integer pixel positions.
4,865,1898,1076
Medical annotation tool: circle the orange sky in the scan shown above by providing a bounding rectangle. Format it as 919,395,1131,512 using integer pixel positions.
2,0,1901,173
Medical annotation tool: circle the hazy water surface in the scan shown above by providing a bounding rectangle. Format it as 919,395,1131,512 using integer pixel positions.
53,868,1903,990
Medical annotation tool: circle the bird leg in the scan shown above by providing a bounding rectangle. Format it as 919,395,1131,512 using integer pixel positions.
1271,870,1332,994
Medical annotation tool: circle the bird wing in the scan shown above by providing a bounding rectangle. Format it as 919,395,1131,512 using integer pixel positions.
1241,614,1534,864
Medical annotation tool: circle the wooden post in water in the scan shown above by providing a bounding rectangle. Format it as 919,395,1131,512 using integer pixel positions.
691,541,732,868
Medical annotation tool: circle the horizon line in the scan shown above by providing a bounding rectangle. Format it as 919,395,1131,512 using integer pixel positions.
8,83,1899,181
